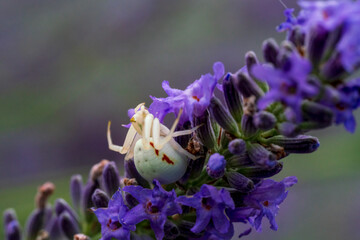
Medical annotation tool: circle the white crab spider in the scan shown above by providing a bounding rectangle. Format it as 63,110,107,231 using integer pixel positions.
107,103,199,184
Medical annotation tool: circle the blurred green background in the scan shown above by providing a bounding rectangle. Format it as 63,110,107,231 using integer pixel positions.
1,1,360,239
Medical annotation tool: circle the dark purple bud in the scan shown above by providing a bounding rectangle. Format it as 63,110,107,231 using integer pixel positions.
321,54,347,81
92,189,110,208
163,220,180,239
288,26,305,47
55,199,79,225
234,72,263,99
59,212,80,239
225,172,254,192
179,155,206,184
194,110,217,149
81,180,99,222
241,114,257,137
253,111,276,131
5,220,21,240
247,143,276,168
125,192,138,208
209,97,240,136
206,153,226,179
245,51,259,76
3,209,17,226
228,139,246,155
302,101,333,128
227,153,253,168
307,25,329,67
239,162,283,178
223,73,243,122
124,159,149,188
90,159,109,181
278,122,301,137
70,174,83,212
102,161,120,197
45,217,64,240
177,221,203,239
263,38,279,66
175,121,192,148
25,209,45,240
266,135,320,154
130,233,154,240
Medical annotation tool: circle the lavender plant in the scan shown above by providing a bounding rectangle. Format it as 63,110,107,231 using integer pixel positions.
4,1,360,239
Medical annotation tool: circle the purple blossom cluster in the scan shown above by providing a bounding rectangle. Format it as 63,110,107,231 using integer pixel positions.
4,1,360,240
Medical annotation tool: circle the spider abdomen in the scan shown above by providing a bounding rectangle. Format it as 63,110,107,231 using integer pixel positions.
133,138,188,184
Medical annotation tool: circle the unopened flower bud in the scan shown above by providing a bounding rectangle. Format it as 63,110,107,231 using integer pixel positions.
228,139,246,155
81,180,99,222
239,162,283,178
25,209,45,240
102,161,120,196
253,111,276,131
266,135,320,154
223,73,243,122
234,72,263,99
225,172,254,192
90,159,109,181
59,212,80,239
55,199,79,224
209,97,239,136
206,153,226,178
302,101,333,128
194,110,217,149
92,189,109,208
241,114,257,137
245,51,259,76
247,143,276,168
5,220,21,240
278,122,301,137
70,174,83,212
227,153,253,168
35,182,55,210
307,25,329,67
263,38,279,66
74,234,90,240
3,209,17,226
322,54,347,81
164,220,180,239
289,26,305,48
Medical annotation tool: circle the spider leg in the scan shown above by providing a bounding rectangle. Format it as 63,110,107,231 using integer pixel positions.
169,139,199,160
107,121,137,154
142,114,154,150
154,108,183,149
172,124,203,137
152,117,161,149
134,102,145,113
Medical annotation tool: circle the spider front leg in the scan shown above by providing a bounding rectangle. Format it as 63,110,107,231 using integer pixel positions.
107,121,137,154
153,109,183,150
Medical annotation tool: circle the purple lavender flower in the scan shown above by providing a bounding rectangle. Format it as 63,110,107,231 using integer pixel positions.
239,176,297,232
252,52,317,121
122,179,182,240
206,153,226,179
277,8,298,32
92,189,134,240
149,62,225,125
176,184,235,234
323,78,360,132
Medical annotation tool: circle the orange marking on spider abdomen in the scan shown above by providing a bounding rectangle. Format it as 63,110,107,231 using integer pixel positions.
149,142,159,156
162,154,174,165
